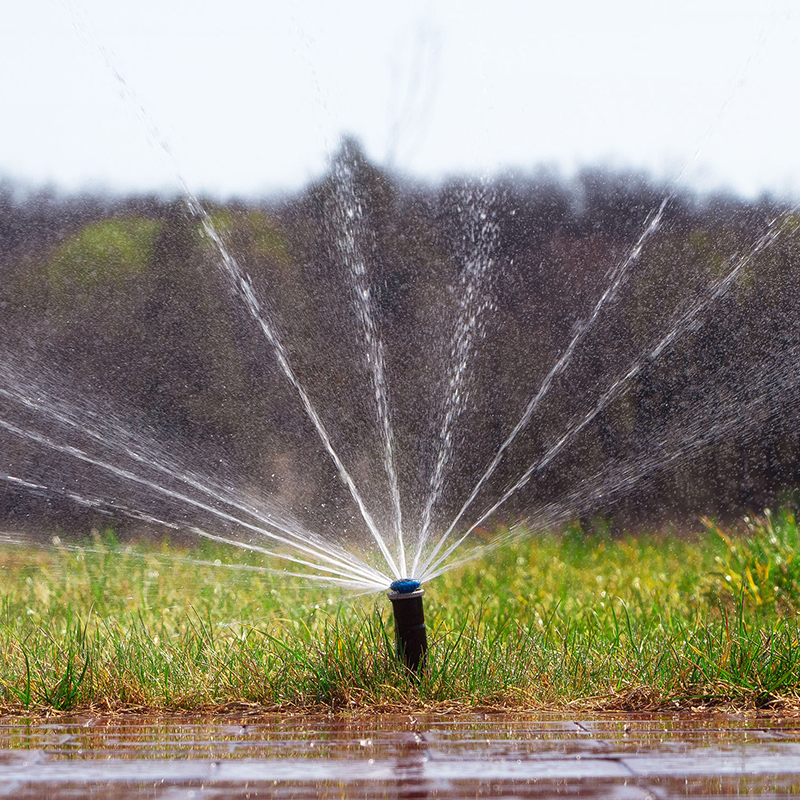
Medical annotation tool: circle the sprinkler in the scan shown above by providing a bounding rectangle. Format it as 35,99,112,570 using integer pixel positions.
387,579,427,674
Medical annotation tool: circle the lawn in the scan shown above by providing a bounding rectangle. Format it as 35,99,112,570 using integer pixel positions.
1,509,799,714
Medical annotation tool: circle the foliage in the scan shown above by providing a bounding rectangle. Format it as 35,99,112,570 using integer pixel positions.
2,165,798,536
206,208,291,265
706,508,800,612
1,166,799,535
45,217,162,292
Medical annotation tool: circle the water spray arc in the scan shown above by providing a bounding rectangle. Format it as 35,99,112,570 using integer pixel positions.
11,1,792,698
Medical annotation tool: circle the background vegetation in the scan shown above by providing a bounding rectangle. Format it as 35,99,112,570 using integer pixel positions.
1,144,799,541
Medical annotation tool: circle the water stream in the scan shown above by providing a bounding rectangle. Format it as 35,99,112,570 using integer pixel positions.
2,10,800,593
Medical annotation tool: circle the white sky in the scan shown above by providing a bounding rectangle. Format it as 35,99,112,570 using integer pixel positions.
1,0,799,199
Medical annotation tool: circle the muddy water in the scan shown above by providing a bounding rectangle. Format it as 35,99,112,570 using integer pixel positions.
2,712,800,798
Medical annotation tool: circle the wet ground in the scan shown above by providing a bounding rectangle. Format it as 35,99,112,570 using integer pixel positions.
2,712,800,798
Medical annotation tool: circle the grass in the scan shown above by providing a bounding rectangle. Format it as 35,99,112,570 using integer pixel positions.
1,509,800,715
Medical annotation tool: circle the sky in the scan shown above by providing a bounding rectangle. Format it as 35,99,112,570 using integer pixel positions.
2,0,799,200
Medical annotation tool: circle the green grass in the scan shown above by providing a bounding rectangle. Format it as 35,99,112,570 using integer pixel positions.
1,510,800,715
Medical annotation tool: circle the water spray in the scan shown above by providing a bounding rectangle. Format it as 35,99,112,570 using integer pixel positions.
387,579,427,674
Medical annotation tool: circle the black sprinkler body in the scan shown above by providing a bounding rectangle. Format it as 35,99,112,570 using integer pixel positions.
388,579,427,674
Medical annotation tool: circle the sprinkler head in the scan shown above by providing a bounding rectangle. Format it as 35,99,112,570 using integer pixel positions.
387,580,427,675
390,579,421,594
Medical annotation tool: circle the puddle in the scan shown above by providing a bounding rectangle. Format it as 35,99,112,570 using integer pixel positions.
2,712,800,798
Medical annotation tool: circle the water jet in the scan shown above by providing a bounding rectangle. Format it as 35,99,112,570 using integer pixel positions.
2,147,800,684
388,579,427,673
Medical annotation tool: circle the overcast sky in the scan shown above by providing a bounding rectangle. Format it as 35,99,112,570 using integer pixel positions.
2,0,798,199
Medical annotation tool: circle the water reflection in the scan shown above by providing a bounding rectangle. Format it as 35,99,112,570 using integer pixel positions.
395,732,428,800
2,712,800,798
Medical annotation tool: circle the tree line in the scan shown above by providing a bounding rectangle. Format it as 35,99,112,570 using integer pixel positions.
0,145,798,543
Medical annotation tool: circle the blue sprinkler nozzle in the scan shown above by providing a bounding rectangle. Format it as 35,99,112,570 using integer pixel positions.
390,578,422,594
